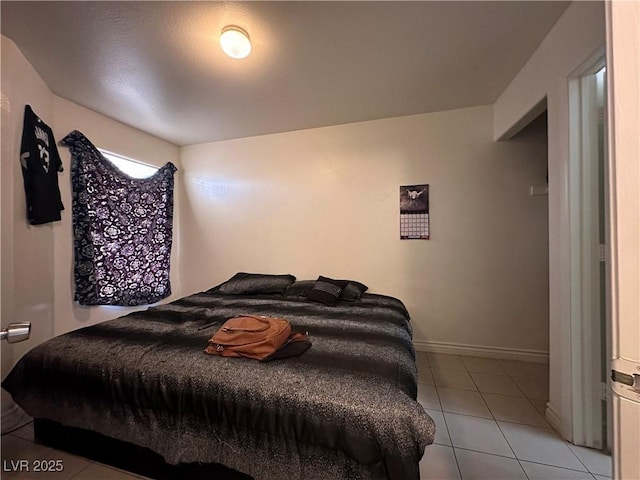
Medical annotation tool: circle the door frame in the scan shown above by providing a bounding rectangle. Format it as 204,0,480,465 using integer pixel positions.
567,56,608,450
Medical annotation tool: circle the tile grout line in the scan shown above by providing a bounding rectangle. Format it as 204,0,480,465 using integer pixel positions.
67,461,95,480
470,357,604,477
564,442,604,477
420,355,613,479
424,353,465,478
436,383,464,480
427,404,607,476
431,352,529,479
3,419,34,438
463,357,531,480
500,363,608,477
428,354,599,479
476,386,551,429
469,356,551,480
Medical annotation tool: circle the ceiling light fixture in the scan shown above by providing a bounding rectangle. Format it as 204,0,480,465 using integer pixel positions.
220,25,252,59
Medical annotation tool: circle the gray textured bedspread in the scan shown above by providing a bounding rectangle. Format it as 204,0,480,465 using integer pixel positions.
2,290,435,479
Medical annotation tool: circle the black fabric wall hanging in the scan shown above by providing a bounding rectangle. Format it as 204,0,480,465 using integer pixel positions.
62,130,177,306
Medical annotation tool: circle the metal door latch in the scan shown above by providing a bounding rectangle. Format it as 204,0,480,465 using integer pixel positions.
612,369,640,392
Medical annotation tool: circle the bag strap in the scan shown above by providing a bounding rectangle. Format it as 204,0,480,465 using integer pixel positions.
221,315,272,333
261,331,312,362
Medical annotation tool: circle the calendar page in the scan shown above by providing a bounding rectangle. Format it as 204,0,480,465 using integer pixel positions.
400,184,429,240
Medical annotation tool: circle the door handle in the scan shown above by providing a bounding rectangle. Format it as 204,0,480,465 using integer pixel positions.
0,322,31,343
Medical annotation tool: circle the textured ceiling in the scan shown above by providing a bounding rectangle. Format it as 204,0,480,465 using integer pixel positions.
1,1,569,146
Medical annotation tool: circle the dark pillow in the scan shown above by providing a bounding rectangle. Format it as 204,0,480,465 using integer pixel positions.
286,280,315,298
341,281,368,301
341,284,360,301
287,279,369,301
307,276,349,306
215,272,296,296
345,280,368,294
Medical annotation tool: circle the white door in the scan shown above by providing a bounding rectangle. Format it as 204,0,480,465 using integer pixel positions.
605,2,640,480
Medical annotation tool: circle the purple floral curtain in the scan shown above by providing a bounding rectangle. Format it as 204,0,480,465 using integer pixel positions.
62,130,177,306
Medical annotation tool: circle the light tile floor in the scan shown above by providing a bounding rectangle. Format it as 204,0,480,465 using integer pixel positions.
417,352,612,480
0,352,612,480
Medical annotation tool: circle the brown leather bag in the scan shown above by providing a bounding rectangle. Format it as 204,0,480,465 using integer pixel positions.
204,315,291,360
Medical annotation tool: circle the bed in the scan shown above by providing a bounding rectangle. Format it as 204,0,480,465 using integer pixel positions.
2,273,435,480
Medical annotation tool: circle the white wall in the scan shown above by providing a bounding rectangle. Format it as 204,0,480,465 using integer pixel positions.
493,2,606,440
1,36,181,424
180,105,549,356
51,97,180,335
1,35,55,422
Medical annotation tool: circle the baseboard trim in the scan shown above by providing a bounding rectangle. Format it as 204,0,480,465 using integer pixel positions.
413,340,549,363
1,401,31,434
545,402,566,439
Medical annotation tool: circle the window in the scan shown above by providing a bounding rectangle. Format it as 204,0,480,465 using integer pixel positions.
98,149,159,179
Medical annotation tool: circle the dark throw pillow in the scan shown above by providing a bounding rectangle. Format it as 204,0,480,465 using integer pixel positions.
307,276,349,306
286,280,316,298
215,272,296,296
340,280,369,301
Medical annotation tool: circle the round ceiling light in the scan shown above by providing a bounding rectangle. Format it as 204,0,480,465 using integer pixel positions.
220,25,252,59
